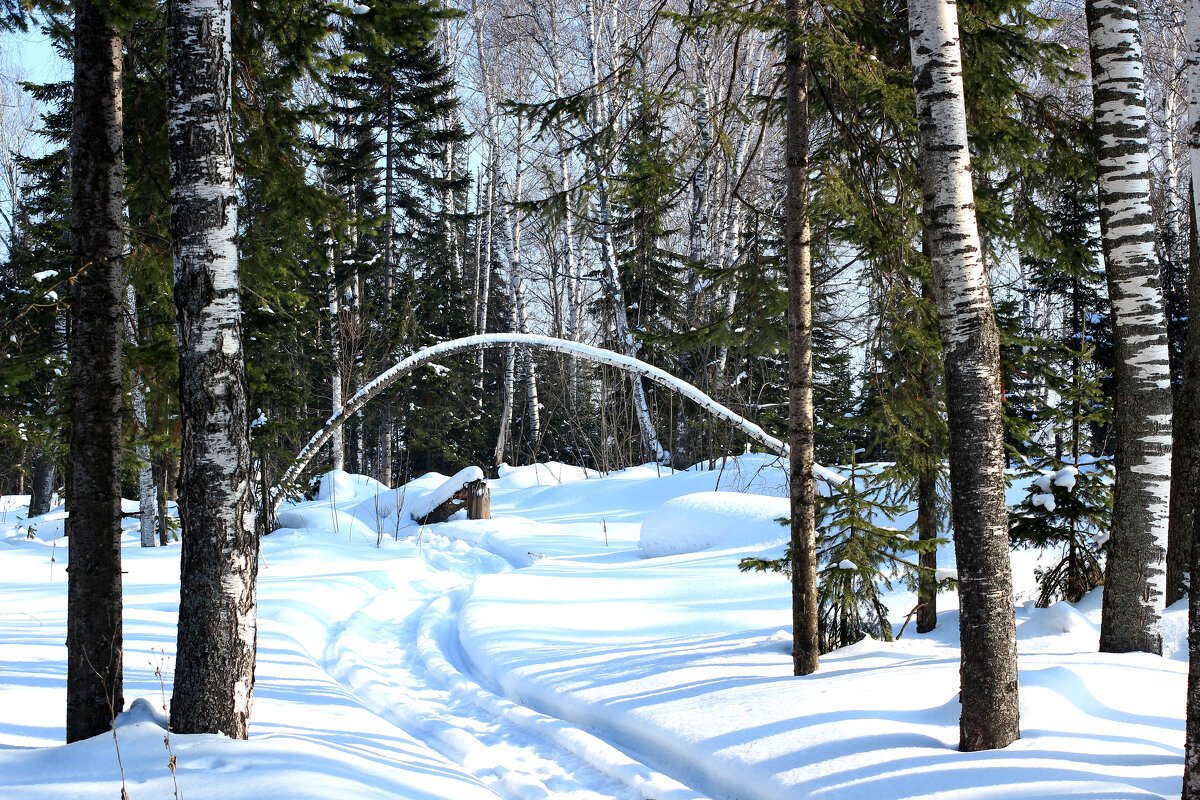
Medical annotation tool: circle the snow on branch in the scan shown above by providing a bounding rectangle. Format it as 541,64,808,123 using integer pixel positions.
271,334,842,510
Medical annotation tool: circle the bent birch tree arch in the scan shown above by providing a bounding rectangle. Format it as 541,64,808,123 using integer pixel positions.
270,333,843,511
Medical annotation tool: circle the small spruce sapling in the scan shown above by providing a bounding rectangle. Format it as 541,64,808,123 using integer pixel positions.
1009,339,1112,607
1009,459,1111,606
815,459,935,651
740,458,941,652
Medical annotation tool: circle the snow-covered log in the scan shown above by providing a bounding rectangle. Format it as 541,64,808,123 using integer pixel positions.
272,334,843,511
411,466,486,524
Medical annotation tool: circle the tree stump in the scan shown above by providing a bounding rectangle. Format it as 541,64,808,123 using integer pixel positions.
465,478,490,520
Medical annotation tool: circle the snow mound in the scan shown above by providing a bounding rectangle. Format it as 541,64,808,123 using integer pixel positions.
491,462,593,491
639,491,788,558
1017,599,1098,652
316,470,389,503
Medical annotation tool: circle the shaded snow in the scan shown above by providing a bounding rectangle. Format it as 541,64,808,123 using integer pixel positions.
0,457,1189,800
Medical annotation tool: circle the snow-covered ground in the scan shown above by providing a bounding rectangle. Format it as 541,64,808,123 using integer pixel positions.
0,456,1187,799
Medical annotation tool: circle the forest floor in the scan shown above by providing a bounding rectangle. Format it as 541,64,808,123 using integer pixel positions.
0,455,1187,799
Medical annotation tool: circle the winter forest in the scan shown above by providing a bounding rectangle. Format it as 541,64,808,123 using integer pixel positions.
1,0,1200,796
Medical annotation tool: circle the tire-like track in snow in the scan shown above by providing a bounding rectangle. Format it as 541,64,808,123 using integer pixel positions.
321,530,705,800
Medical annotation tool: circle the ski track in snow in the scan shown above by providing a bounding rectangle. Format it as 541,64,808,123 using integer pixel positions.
318,531,704,800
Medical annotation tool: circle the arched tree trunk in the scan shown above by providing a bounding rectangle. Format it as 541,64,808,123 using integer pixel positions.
270,333,842,512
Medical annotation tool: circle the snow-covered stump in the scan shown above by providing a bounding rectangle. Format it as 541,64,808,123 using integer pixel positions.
412,467,487,526
466,479,490,521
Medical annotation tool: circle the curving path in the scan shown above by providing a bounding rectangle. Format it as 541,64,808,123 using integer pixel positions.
316,528,706,800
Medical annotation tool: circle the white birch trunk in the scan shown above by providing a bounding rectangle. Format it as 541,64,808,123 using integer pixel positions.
910,0,1019,750
326,235,344,471
1085,0,1173,655
168,0,257,739
584,0,666,463
714,41,766,380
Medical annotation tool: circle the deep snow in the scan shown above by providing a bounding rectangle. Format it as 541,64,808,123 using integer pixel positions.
0,455,1187,799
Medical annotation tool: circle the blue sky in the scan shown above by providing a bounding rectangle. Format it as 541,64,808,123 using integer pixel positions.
4,24,68,85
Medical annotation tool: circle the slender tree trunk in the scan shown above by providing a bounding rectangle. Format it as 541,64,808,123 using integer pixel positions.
168,0,258,738
66,0,125,744
379,88,396,487
1169,192,1200,608
1086,0,1173,655
714,41,766,381
124,283,156,547
584,0,666,463
784,0,819,678
916,278,942,634
909,0,1019,751
157,454,171,546
327,236,344,472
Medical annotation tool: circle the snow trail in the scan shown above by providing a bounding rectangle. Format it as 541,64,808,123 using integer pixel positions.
320,529,705,800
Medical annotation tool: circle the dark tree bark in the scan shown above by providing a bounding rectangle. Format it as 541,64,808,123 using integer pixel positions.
1086,0,1172,654
66,0,125,743
915,463,940,634
1168,192,1200,608
909,0,1020,751
916,279,942,635
784,0,819,678
168,0,258,738
28,451,56,518
1180,7,1200,791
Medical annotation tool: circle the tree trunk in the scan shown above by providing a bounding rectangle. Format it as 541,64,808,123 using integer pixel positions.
28,451,56,518
327,235,344,472
379,85,396,488
584,0,666,464
125,283,156,547
1169,191,1200,607
1178,4,1200,794
909,0,1019,751
1086,0,1173,655
66,0,125,743
784,0,819,678
917,279,942,634
168,0,258,738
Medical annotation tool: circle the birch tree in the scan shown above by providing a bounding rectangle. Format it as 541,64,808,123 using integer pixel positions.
1178,2,1200,793
909,0,1019,751
1085,0,1173,655
66,0,125,744
168,0,259,738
